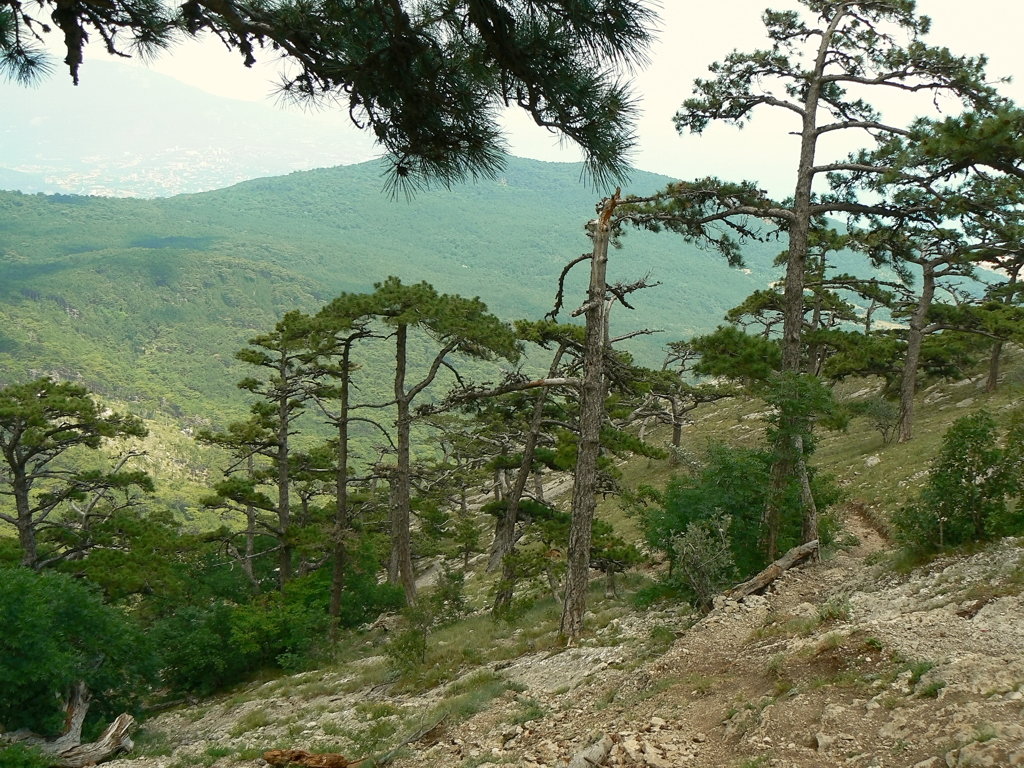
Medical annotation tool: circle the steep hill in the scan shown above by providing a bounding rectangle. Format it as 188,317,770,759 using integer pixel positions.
0,156,790,424
100,368,1024,768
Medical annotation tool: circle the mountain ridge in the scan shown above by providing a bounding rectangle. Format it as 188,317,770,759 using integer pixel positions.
0,156,791,427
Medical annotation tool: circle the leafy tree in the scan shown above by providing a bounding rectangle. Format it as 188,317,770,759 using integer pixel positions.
641,442,840,591
0,378,150,569
0,566,156,738
1,0,654,189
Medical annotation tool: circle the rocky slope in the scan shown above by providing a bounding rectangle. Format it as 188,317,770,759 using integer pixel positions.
108,511,1024,768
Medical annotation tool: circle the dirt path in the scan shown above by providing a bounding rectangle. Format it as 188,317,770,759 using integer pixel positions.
395,510,1024,768
105,511,1023,768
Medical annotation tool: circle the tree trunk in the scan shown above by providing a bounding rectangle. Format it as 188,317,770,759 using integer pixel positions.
489,343,565,613
276,387,293,588
243,455,257,587
391,324,417,605
898,263,935,443
330,343,353,633
48,715,136,768
487,511,517,573
796,434,818,548
560,191,617,641
726,539,819,600
51,682,91,753
1,683,136,768
12,476,38,569
986,339,1004,394
763,12,838,561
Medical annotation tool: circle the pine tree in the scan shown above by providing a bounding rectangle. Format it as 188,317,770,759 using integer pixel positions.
624,0,996,557
321,277,519,605
0,378,150,570
1,0,654,189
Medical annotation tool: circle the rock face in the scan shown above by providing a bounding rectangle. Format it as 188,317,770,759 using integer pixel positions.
105,524,1024,768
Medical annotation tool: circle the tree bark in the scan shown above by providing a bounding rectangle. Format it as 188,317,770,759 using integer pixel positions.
276,368,293,588
391,324,417,605
490,345,566,614
1,683,136,768
329,342,353,633
762,13,837,562
560,191,617,641
898,263,935,443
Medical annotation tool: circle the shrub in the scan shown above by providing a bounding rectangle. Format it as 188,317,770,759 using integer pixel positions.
0,567,156,738
643,443,840,580
892,411,1024,553
151,601,249,695
670,514,737,609
0,744,51,768
848,396,900,444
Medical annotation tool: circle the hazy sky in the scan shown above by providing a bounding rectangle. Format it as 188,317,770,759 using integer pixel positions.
6,1,1024,197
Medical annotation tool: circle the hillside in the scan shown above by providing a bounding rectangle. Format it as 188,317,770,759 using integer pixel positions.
98,368,1024,768
0,156,793,427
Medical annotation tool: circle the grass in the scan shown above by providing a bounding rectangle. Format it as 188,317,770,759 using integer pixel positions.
131,729,176,757
917,679,947,699
506,696,546,726
228,707,273,737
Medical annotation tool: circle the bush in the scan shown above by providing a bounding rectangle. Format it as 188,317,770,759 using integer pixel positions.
892,410,1024,553
153,560,405,695
0,744,51,768
671,514,737,609
152,601,249,694
848,396,900,444
0,567,156,738
644,443,839,578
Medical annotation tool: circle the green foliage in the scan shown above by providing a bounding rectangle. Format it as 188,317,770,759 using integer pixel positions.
151,601,247,695
0,567,157,737
0,744,51,768
645,445,778,577
671,514,737,609
430,566,470,627
847,396,900,445
384,607,430,676
892,410,1024,553
691,326,781,384
0,377,151,568
641,443,841,589
153,551,402,694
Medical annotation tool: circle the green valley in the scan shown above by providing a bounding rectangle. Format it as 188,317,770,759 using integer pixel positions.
0,157,785,424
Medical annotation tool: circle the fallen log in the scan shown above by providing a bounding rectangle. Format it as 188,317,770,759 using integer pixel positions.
1,681,137,768
725,539,819,600
566,733,617,768
48,714,137,768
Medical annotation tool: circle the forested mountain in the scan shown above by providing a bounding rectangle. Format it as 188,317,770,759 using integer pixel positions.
0,156,796,424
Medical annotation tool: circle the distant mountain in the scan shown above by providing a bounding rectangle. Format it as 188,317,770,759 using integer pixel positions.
0,167,67,194
0,156,788,425
0,61,378,197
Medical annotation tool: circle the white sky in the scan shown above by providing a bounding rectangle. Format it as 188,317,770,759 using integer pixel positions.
14,1,1024,196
